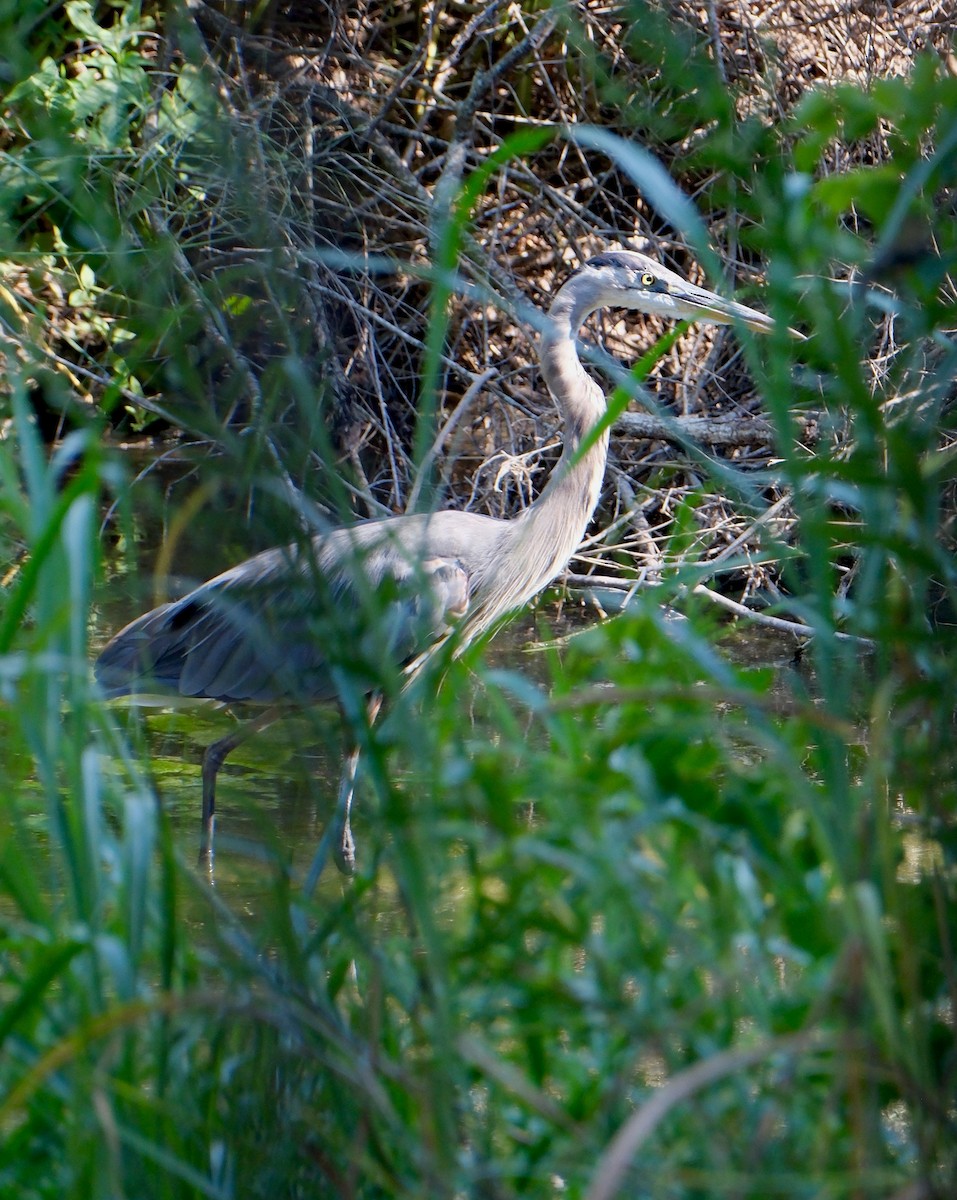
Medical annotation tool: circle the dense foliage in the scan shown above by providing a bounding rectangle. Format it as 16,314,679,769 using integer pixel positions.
0,2,955,1197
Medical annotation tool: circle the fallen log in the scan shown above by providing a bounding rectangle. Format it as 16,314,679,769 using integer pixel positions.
614,411,818,447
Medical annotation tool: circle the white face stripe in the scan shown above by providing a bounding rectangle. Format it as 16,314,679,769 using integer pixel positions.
580,252,772,331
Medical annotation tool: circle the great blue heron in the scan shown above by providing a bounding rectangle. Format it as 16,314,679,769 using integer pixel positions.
95,249,772,868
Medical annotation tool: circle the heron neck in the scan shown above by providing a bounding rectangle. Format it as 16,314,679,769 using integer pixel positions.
533,299,608,522
539,289,607,457
493,290,609,611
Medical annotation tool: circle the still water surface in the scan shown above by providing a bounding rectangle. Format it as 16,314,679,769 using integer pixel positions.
99,605,579,908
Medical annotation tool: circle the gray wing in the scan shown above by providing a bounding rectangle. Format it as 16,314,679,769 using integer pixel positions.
94,525,473,705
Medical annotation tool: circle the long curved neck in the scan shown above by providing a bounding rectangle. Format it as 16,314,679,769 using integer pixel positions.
470,282,609,627
534,285,609,522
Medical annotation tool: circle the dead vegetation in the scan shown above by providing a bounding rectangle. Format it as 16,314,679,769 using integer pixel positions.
6,0,954,618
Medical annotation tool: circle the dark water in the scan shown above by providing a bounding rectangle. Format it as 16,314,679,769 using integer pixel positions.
99,612,557,904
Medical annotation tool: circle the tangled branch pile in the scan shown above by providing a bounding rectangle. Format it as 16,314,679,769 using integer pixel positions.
3,0,954,613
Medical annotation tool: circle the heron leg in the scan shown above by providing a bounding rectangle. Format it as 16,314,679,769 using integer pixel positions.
334,743,360,875
334,693,383,875
200,706,281,863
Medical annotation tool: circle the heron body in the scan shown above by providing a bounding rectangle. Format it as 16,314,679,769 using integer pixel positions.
95,249,772,866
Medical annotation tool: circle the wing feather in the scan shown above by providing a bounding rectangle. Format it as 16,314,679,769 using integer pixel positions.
95,528,475,706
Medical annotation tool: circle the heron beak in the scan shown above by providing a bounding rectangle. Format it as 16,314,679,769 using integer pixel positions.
676,283,775,334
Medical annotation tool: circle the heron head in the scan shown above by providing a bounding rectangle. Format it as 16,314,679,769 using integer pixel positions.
575,249,773,333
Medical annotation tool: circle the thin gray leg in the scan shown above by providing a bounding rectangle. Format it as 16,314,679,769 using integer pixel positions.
334,743,361,874
200,706,281,864
334,693,383,875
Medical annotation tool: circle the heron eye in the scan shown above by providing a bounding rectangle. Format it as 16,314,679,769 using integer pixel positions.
640,272,657,287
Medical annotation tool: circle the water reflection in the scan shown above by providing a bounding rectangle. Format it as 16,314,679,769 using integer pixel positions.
98,601,814,911
99,583,559,907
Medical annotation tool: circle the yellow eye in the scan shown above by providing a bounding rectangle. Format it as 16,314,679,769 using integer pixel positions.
641,272,657,287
